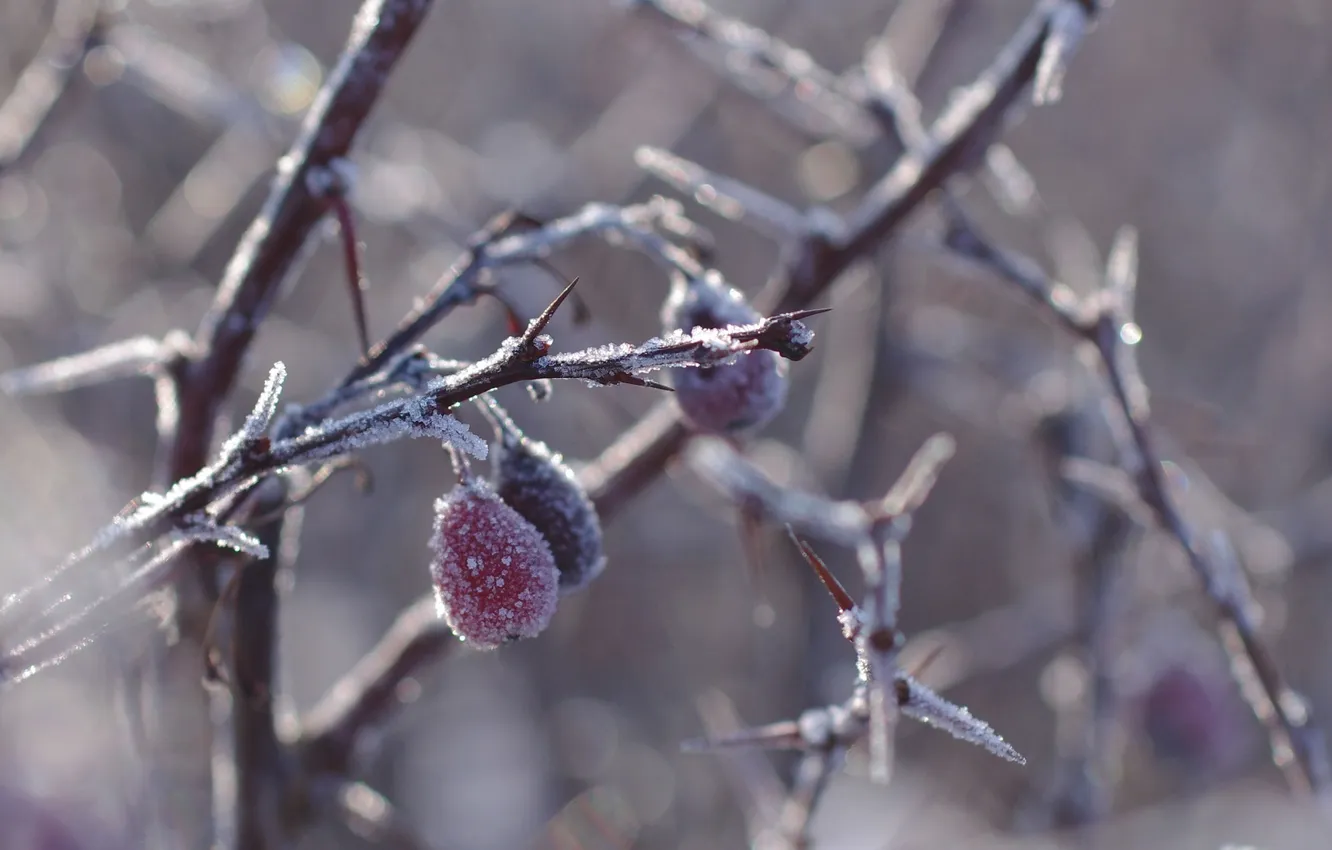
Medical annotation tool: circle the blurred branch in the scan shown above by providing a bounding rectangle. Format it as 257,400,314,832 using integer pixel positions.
0,0,107,176
943,201,1332,796
230,484,299,850
297,594,452,778
1024,393,1137,827
1,310,818,681
332,781,438,850
141,2,440,848
798,263,881,490
630,0,874,143
693,690,786,845
0,334,184,396
583,0,1092,516
682,435,1023,841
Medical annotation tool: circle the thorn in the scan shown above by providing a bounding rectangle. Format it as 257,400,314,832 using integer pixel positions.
327,193,372,359
114,495,146,523
529,257,593,325
781,307,833,322
738,499,768,596
785,527,856,613
519,277,581,351
613,374,674,392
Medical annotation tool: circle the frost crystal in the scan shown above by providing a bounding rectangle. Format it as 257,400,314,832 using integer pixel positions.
1034,0,1090,106
170,521,270,559
428,478,559,648
661,273,789,434
220,361,287,458
483,398,606,593
897,675,1026,764
291,392,487,463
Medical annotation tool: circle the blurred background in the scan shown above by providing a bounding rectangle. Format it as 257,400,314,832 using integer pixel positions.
2,0,1332,847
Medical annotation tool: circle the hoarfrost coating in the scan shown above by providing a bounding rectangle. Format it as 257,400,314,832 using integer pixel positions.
661,273,790,434
428,478,560,648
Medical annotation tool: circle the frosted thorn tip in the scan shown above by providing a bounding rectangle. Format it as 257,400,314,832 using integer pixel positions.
519,277,582,354
785,527,856,613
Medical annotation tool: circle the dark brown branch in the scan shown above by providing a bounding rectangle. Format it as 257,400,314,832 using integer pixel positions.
297,594,453,778
173,0,436,483
231,483,298,849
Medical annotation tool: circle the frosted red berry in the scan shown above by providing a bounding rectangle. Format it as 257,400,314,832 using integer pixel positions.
661,272,788,435
487,409,606,594
428,478,559,649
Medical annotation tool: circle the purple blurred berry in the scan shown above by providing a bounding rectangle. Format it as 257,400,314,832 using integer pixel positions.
1139,663,1247,776
661,272,788,435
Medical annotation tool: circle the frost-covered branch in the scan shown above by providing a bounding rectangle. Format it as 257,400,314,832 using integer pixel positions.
0,334,185,396
345,197,709,387
943,200,1331,795
583,0,1100,518
629,0,875,143
0,312,817,689
682,433,1021,843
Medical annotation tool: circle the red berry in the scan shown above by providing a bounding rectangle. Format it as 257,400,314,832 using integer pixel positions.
661,272,788,435
428,478,559,649
482,399,606,594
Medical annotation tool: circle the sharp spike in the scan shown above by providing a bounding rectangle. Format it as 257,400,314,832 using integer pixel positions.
785,527,857,613
520,277,582,349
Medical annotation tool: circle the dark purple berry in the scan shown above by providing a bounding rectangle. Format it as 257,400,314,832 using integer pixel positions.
480,397,607,594
1138,663,1248,777
661,272,788,435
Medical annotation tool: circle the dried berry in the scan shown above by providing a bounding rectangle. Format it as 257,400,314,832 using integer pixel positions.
661,271,788,434
428,477,559,648
480,397,607,593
